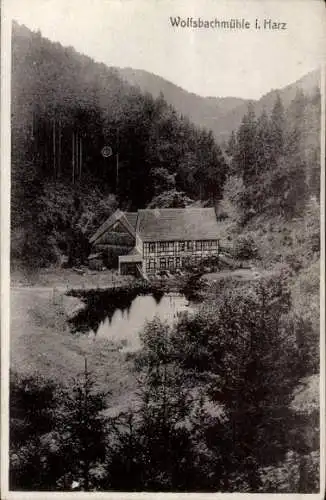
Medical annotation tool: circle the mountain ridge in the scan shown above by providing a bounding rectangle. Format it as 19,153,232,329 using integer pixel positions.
13,22,319,145
116,66,320,144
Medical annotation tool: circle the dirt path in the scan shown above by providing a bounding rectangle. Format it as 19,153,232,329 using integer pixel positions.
10,286,137,408
12,286,69,292
10,267,134,290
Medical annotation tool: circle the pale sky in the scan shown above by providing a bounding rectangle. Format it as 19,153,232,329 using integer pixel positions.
4,0,326,99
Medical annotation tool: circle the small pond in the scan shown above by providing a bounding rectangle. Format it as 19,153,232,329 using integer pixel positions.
69,290,192,352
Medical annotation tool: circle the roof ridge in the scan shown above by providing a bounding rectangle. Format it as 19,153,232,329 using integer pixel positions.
119,212,137,237
135,211,140,233
89,209,121,244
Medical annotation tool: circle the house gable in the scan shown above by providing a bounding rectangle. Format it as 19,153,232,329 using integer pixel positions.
95,219,135,246
89,210,137,246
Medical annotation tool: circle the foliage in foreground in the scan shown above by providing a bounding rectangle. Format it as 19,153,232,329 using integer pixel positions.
10,277,319,492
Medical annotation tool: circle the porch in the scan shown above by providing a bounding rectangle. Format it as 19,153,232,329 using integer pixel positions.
118,249,143,277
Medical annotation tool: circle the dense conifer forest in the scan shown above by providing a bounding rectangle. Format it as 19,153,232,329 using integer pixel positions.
11,22,320,268
11,22,228,267
10,21,321,493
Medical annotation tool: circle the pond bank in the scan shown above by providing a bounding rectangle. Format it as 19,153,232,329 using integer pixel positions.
69,288,192,351
10,287,139,410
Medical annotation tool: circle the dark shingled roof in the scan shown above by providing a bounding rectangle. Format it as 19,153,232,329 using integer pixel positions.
90,208,219,245
137,208,219,242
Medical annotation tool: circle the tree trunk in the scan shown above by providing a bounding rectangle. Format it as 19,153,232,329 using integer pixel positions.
298,455,309,493
79,136,82,181
72,131,75,184
58,118,61,178
53,118,56,179
83,460,90,491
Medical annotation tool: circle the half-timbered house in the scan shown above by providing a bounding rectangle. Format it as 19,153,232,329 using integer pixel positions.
89,207,220,276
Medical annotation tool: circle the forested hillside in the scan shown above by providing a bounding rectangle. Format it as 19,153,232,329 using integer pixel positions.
116,67,248,141
223,86,321,220
10,20,321,493
11,21,320,273
11,22,227,267
117,67,320,144
219,81,321,363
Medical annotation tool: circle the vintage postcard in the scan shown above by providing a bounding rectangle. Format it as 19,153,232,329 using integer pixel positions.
1,0,325,498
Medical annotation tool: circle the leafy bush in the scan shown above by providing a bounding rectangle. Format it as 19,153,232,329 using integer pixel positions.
259,450,319,493
233,234,258,260
284,254,303,273
219,175,246,223
147,189,194,209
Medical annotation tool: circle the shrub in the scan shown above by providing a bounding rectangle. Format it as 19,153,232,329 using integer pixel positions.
216,211,229,221
233,234,258,260
284,254,303,273
147,189,194,209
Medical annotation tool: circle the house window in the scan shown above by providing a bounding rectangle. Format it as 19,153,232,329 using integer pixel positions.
196,241,202,251
160,258,167,269
168,257,174,269
159,242,168,252
149,242,155,253
179,241,185,252
149,259,156,270
186,241,192,251
176,256,181,268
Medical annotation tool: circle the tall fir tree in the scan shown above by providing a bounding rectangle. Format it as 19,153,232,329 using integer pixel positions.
55,361,108,491
234,102,257,186
256,109,273,171
270,93,285,163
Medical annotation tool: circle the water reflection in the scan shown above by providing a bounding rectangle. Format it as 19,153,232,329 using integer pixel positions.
70,293,190,352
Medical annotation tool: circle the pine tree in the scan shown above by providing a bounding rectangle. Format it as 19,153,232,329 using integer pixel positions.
270,93,285,162
9,372,65,490
172,277,306,491
107,319,197,491
55,360,108,491
226,130,237,157
135,319,196,491
285,89,307,158
233,102,257,185
256,109,272,171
